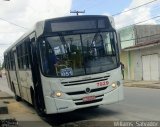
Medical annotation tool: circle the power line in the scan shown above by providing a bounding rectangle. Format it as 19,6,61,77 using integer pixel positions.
117,4,160,25
120,33,160,43
115,4,160,29
135,15,160,24
119,15,160,29
112,0,159,16
0,17,28,30
0,1,155,30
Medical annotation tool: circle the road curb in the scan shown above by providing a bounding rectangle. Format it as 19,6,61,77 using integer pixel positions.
0,91,13,99
0,96,13,99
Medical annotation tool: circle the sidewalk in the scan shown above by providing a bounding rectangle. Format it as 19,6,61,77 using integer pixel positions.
0,90,13,99
0,91,51,127
124,80,160,89
0,77,51,127
0,76,14,96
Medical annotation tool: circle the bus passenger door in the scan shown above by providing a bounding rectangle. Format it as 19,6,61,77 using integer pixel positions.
29,33,45,113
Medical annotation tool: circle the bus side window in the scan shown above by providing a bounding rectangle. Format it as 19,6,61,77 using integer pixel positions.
24,38,31,69
17,43,23,70
16,38,31,70
10,51,15,71
9,52,12,70
4,54,8,70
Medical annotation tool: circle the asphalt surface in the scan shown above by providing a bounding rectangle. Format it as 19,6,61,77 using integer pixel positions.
0,76,160,126
45,87,160,125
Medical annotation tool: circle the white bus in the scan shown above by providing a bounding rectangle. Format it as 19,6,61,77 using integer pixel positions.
4,15,123,116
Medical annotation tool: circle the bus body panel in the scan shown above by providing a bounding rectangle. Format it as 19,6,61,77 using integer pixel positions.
12,50,23,98
41,66,123,114
5,70,12,91
9,70,21,96
18,70,33,104
52,85,123,113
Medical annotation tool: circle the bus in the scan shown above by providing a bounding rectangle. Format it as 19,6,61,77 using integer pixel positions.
4,15,124,115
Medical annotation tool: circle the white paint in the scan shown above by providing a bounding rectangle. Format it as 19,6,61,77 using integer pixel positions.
142,54,159,81
41,67,124,114
142,55,150,81
150,54,159,80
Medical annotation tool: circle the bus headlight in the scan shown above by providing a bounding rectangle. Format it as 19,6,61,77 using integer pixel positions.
55,91,62,97
112,83,117,89
112,81,121,89
50,91,62,97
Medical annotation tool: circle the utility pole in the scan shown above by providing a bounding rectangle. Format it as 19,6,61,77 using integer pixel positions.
70,10,85,16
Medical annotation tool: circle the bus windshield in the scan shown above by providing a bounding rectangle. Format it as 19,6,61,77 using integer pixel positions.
39,32,118,77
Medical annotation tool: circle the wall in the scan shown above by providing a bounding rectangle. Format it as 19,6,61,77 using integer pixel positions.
133,50,143,81
129,51,135,80
140,45,160,80
119,25,160,49
118,26,136,49
135,25,160,43
120,50,135,80
121,44,160,81
120,51,128,80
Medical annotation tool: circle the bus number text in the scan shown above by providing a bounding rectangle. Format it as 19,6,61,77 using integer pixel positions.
97,81,109,87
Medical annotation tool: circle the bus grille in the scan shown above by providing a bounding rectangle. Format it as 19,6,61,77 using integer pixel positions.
66,86,108,95
61,76,110,86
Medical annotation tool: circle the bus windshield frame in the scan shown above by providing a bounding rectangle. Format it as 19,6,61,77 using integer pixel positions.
39,31,119,77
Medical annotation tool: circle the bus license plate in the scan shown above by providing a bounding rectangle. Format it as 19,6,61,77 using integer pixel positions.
83,96,95,102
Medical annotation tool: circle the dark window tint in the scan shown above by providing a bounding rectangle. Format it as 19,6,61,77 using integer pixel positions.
17,38,31,70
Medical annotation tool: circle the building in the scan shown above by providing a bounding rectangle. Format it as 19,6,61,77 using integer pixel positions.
119,25,160,81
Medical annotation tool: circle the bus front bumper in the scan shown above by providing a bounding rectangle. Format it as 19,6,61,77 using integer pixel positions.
45,85,124,114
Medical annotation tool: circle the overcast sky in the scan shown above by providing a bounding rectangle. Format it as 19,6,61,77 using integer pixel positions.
0,0,160,63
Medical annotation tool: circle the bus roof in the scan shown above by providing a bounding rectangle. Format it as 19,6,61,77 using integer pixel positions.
45,15,110,22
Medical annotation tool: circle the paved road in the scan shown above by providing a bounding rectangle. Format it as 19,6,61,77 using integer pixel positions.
46,87,160,125
0,77,160,126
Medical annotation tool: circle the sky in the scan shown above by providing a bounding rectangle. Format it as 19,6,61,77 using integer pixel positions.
0,0,160,63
